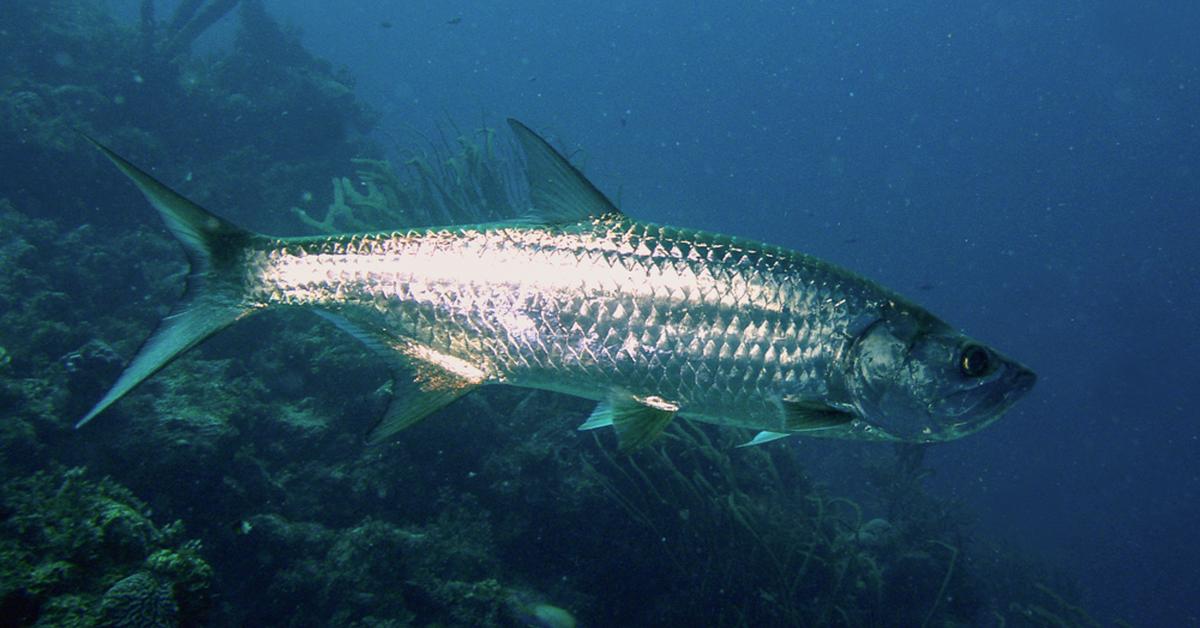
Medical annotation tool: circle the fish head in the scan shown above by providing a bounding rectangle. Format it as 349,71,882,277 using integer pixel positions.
845,309,1036,442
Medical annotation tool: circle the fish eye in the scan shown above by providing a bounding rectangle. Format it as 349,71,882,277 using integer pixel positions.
959,345,991,377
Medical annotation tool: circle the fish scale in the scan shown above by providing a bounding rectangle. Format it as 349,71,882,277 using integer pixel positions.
244,216,867,432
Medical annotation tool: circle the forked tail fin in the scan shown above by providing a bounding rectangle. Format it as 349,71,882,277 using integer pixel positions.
76,137,262,428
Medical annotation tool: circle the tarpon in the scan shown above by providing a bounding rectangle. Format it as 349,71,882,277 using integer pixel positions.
78,120,1035,450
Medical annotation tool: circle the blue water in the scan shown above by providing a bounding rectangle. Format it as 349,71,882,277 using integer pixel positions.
98,1,1200,624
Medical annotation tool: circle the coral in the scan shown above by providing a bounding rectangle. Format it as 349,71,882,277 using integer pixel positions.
61,339,126,415
98,571,178,628
222,500,511,626
95,499,158,563
145,542,214,622
28,560,78,597
1,468,156,565
0,468,213,627
292,169,396,233
438,578,507,627
36,594,93,627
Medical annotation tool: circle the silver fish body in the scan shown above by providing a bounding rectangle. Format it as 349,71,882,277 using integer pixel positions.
250,218,873,431
78,120,1035,449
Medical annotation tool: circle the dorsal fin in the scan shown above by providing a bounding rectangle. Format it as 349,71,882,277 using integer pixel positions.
507,118,622,224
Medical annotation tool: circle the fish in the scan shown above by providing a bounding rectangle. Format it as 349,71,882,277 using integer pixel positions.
77,119,1035,451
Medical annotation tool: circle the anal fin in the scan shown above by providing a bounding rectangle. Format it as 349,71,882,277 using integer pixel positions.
373,375,473,444
317,311,488,444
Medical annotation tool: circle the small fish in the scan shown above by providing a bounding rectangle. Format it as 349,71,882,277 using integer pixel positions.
380,21,393,29
77,120,1035,451
447,16,462,25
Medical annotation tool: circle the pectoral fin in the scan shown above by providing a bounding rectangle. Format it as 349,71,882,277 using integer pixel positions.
588,395,679,452
737,431,792,448
781,398,857,431
576,410,613,431
317,311,487,444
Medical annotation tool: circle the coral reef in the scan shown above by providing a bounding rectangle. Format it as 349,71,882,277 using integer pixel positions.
0,1,1111,626
221,505,512,626
0,467,212,626
0,0,376,234
0,161,1103,626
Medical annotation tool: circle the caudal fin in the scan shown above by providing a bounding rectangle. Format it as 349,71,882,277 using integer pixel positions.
76,137,261,428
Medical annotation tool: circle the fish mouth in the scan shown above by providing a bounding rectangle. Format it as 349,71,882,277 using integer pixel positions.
931,364,1037,438
1007,366,1038,399
996,365,1037,412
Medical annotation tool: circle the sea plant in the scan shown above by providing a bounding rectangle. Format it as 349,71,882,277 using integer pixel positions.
296,125,525,233
580,422,888,625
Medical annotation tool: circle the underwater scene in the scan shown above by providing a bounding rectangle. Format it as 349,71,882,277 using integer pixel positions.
1,1,1196,626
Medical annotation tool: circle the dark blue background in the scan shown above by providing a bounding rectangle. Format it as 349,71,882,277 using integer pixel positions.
113,2,1200,623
